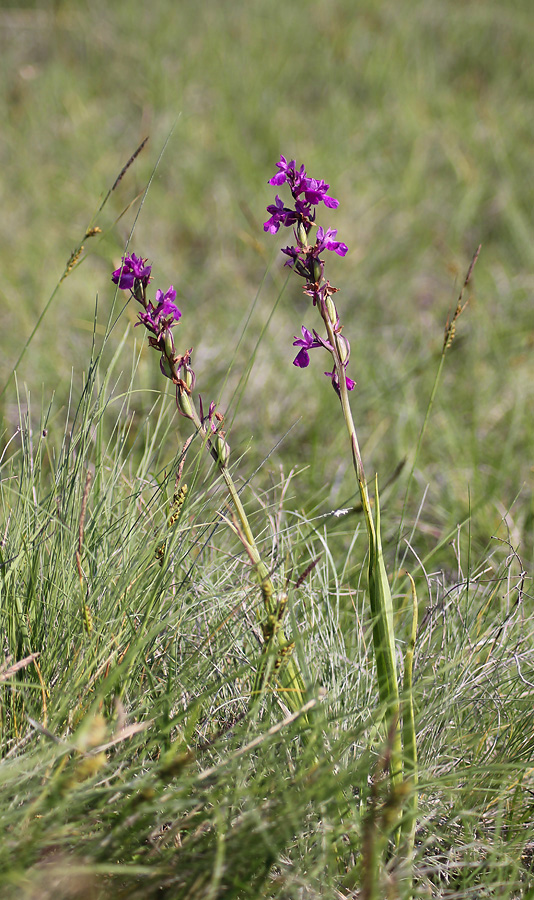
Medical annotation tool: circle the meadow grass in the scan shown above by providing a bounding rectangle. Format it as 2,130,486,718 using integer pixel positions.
2,0,534,897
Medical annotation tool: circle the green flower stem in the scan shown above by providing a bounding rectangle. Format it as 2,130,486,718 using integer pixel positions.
400,573,418,862
322,310,402,785
183,396,308,714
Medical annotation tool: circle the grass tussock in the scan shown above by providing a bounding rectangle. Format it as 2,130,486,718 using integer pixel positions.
1,329,534,898
2,1,534,897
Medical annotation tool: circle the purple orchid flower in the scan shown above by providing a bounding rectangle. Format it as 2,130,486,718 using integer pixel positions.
263,196,301,234
325,368,356,396
268,157,340,210
112,253,152,291
316,226,348,257
269,156,307,191
281,245,301,265
137,286,181,336
292,326,323,368
300,177,339,209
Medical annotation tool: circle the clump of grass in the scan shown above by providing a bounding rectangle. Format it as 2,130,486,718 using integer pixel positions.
1,145,534,900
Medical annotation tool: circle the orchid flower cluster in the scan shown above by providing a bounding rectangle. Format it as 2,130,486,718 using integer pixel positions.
264,155,354,396
112,253,184,381
111,253,225,444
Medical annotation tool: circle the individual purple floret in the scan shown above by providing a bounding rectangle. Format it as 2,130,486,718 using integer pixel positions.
264,196,299,234
281,229,346,276
112,253,152,291
315,226,348,257
268,156,307,189
325,368,356,396
268,156,339,209
264,157,342,235
136,286,181,337
292,326,323,368
299,178,339,209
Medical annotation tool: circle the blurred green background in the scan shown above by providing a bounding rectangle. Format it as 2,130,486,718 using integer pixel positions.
1,0,534,564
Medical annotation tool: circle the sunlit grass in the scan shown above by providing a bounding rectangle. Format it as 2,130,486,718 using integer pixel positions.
2,0,534,896
1,337,533,897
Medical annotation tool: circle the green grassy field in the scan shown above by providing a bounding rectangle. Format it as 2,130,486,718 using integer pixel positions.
1,1,534,897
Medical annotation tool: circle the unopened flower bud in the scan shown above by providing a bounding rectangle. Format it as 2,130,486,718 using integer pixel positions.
177,349,196,391
214,433,230,466
325,295,337,325
177,385,194,419
160,356,173,380
183,366,194,391
296,221,308,248
164,328,175,360
312,259,322,283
